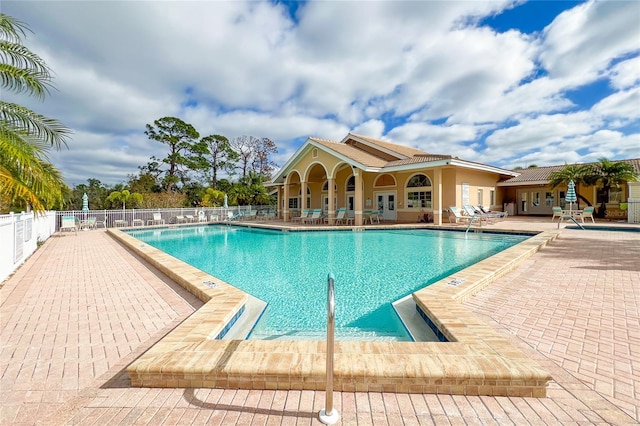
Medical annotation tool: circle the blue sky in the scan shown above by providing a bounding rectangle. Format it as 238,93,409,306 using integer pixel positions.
4,0,639,185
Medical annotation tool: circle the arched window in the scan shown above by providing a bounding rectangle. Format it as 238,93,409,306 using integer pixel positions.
407,174,431,187
406,174,432,209
322,181,337,191
346,176,355,192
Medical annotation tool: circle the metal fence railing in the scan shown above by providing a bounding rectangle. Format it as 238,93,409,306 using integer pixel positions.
53,206,275,231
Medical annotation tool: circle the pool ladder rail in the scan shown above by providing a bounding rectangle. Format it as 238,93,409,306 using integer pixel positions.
319,273,339,425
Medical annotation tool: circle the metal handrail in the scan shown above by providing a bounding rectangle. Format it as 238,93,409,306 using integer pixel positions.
465,214,479,235
319,273,339,424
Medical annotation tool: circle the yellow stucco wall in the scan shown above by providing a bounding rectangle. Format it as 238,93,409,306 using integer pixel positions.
282,145,508,222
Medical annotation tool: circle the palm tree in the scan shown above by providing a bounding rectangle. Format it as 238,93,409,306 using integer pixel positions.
0,13,70,213
548,163,592,208
583,158,638,218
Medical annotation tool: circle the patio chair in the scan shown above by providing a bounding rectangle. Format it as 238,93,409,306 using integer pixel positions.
60,216,78,234
291,209,310,223
463,205,482,216
448,207,472,224
477,206,508,221
333,208,353,225
83,216,97,230
226,211,243,221
551,206,563,222
147,212,165,226
302,209,323,224
185,214,195,222
574,206,595,223
209,212,219,222
368,210,381,224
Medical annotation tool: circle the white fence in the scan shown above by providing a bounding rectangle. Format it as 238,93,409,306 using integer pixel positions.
0,211,56,283
627,200,640,224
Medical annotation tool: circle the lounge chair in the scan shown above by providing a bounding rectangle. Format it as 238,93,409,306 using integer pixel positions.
302,209,322,224
185,214,195,223
477,206,508,223
209,212,219,222
463,205,482,216
292,209,310,223
226,211,243,221
448,207,472,224
60,216,78,234
147,212,165,226
333,208,353,225
574,206,595,223
551,207,563,222
82,216,97,230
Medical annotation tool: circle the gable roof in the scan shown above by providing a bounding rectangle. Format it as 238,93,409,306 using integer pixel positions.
271,133,518,183
497,158,640,186
343,133,430,159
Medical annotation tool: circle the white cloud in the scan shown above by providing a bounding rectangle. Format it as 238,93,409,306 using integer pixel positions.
3,0,638,185
608,56,640,90
539,0,640,84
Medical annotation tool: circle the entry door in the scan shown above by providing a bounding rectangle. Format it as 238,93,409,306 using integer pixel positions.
346,195,355,217
376,192,396,221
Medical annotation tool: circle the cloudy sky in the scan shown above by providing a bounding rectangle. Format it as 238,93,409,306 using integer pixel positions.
5,0,639,186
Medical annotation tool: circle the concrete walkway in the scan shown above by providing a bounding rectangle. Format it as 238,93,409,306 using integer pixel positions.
1,219,638,425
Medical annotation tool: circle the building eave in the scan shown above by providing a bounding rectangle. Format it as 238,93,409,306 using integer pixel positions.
497,180,550,187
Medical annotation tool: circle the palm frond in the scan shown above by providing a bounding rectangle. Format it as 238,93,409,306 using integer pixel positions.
0,101,71,149
0,14,29,43
0,58,51,99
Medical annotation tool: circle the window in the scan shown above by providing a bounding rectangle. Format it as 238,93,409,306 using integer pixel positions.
406,174,432,208
298,188,311,208
346,176,355,191
407,191,431,208
531,191,540,206
312,148,318,158
407,174,431,187
489,189,495,206
322,181,337,191
609,187,623,203
461,183,469,206
288,198,298,209
477,188,484,206
545,192,555,206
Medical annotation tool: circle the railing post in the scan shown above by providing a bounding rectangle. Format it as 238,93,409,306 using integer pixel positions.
319,273,339,424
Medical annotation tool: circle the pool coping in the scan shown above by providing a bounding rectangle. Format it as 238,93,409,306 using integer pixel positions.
111,223,558,396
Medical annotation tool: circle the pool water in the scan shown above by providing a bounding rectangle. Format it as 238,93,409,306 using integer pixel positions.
128,226,528,341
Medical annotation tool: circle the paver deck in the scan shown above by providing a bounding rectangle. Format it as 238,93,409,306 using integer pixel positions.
1,218,638,425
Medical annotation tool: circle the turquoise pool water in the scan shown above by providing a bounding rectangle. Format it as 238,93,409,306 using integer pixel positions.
127,226,528,341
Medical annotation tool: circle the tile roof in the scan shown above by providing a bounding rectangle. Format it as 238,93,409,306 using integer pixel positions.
347,133,429,158
310,137,389,168
501,158,640,184
309,134,515,176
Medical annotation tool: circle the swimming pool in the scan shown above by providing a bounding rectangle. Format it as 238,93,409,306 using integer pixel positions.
127,226,528,341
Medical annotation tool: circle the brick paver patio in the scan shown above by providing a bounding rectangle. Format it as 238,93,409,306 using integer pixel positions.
1,219,638,425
